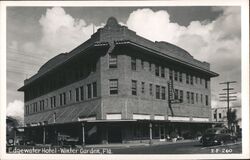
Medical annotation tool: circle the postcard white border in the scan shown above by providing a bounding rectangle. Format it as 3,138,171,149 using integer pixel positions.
0,0,249,160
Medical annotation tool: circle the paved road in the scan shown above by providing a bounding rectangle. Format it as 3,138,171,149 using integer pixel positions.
111,141,242,154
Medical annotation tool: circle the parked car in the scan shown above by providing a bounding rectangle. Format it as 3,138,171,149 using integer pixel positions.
200,127,237,146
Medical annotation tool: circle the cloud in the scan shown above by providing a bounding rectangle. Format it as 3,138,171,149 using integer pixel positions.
7,100,24,124
126,7,241,107
24,7,94,60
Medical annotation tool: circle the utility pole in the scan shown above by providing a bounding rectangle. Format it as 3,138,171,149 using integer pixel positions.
219,81,237,130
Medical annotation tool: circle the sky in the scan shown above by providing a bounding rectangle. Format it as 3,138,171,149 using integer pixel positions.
6,6,241,123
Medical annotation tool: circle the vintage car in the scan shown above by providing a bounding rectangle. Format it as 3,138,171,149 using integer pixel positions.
200,127,237,146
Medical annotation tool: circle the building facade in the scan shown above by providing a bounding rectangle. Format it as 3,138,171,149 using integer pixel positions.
211,106,242,131
18,17,218,145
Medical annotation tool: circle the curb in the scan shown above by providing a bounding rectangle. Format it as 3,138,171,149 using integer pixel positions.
83,140,197,149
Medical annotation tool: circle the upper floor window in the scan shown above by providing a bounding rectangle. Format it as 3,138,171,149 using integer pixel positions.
161,86,166,100
179,72,182,82
155,65,160,76
174,89,179,99
132,80,137,95
180,90,183,102
93,82,97,98
161,67,165,78
200,78,203,85
205,95,209,106
60,92,66,106
33,102,38,113
109,54,117,68
141,60,144,69
190,76,193,85
39,100,45,111
69,90,72,101
195,76,198,84
169,69,173,80
214,113,217,119
156,85,160,99
141,82,145,94
80,86,84,101
196,93,199,103
200,94,203,103
149,62,152,72
131,57,136,71
110,79,118,95
149,83,153,96
191,92,194,104
75,88,80,102
174,71,178,81
25,105,29,115
87,84,92,99
205,80,208,88
219,113,222,119
50,96,56,108
186,74,189,84
187,91,190,103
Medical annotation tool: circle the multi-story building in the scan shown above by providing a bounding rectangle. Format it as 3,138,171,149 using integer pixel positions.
211,106,241,131
18,17,218,145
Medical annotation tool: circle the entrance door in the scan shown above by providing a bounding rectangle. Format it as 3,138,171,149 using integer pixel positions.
159,125,165,141
108,125,122,143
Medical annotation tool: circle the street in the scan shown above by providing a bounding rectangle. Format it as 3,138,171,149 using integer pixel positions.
110,141,242,154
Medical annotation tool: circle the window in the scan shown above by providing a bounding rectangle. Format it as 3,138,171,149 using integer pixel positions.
25,105,29,115
205,95,209,106
141,60,144,69
195,76,198,84
109,54,117,68
75,88,79,102
190,76,193,85
149,62,152,71
93,82,97,98
50,96,56,108
174,71,178,81
161,86,166,100
59,93,64,106
156,85,160,99
132,80,137,95
180,90,183,102
187,92,190,103
131,57,136,71
155,65,159,76
196,93,198,103
205,80,208,88
214,113,217,119
69,90,72,101
174,89,179,99
33,102,37,113
110,79,118,95
87,84,92,99
186,74,189,84
80,86,84,100
219,113,222,119
149,83,153,96
161,66,165,77
141,82,145,94
200,78,203,84
40,100,44,111
191,92,194,104
201,94,203,103
169,69,173,80
179,72,182,82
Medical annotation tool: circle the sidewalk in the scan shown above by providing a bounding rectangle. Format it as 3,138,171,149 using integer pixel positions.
82,139,197,149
